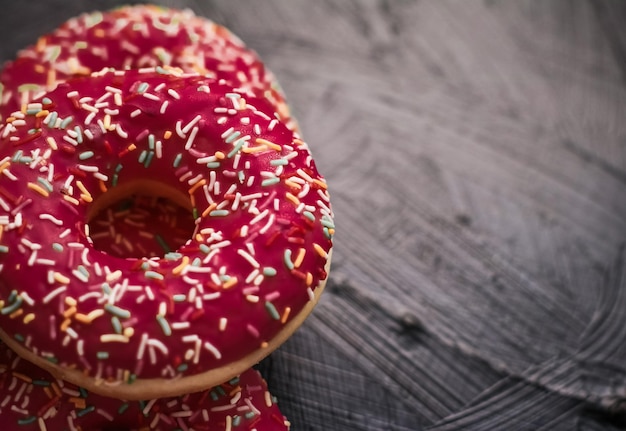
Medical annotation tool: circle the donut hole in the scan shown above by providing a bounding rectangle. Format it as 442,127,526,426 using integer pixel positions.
87,181,195,259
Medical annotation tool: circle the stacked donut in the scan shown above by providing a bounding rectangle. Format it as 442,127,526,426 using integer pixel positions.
0,5,333,430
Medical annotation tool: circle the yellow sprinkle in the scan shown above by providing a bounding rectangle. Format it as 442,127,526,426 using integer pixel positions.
164,130,172,139
123,327,134,338
63,195,80,206
285,192,300,206
255,138,281,151
294,248,306,268
46,137,58,150
27,182,50,197
65,296,77,307
103,114,112,130
80,193,93,203
242,145,267,154
172,256,190,276
53,272,70,284
100,334,130,343
23,313,35,324
222,277,238,289
35,110,50,118
313,244,328,259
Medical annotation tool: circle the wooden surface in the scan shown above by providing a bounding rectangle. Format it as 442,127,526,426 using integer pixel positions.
2,1,626,430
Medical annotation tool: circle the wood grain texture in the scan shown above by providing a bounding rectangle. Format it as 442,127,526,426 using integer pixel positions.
1,1,625,429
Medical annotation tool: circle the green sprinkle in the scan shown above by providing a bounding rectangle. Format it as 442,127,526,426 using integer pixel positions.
164,252,183,260
155,65,169,75
265,301,280,320
321,217,335,229
12,150,23,162
118,403,130,414
207,161,221,169
245,411,257,419
115,163,123,173
101,283,112,295
45,356,58,364
59,116,73,129
173,294,186,302
173,153,183,168
209,210,229,217
138,150,147,164
177,363,188,372
32,379,50,386
137,82,149,94
303,211,315,221
227,138,246,158
104,304,131,319
229,376,240,385
145,271,164,280
233,416,242,427
42,97,52,105
75,41,88,49
79,151,94,160
238,171,245,183
270,158,288,166
0,245,9,253
261,177,280,187
191,257,202,267
17,416,37,425
225,131,241,144
155,235,170,253
199,244,210,254
192,207,199,220
140,262,150,271
148,134,155,149
46,112,58,128
1,297,23,315
96,351,109,360
14,333,24,343
52,243,64,252
157,315,172,336
79,387,88,398
323,227,333,239
76,406,95,417
210,390,219,401
263,267,277,276
37,177,54,192
8,290,17,303
144,151,154,168
74,126,83,144
111,316,122,334
77,265,89,278
127,374,137,384
283,250,294,270
112,174,119,187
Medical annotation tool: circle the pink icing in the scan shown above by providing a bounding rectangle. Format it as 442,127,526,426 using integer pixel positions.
0,341,290,430
0,5,294,130
0,69,333,383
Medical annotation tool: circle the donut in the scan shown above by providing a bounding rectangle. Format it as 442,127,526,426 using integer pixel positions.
0,67,333,400
0,341,290,431
0,5,297,259
0,5,295,131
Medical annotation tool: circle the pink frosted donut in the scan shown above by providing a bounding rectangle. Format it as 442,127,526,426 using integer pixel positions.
0,68,333,400
0,341,290,430
0,5,295,131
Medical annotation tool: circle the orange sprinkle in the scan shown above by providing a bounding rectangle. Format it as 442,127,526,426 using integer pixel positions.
164,130,172,139
242,145,267,154
27,182,50,197
36,109,50,118
12,372,32,383
99,180,108,193
306,272,313,286
34,64,45,74
35,36,46,52
284,180,302,190
293,248,306,268
313,244,328,259
215,151,225,160
46,69,57,88
222,277,238,289
201,202,217,218
255,138,281,151
280,307,291,324
313,179,328,189
69,397,87,409
63,306,77,319
260,341,269,349
188,179,207,195
285,192,300,206
172,256,190,276
43,387,53,399
60,318,72,332
9,308,23,319
51,382,62,397
0,161,10,174
65,297,77,307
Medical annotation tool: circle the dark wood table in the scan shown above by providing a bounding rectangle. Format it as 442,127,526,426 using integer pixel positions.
1,1,625,430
